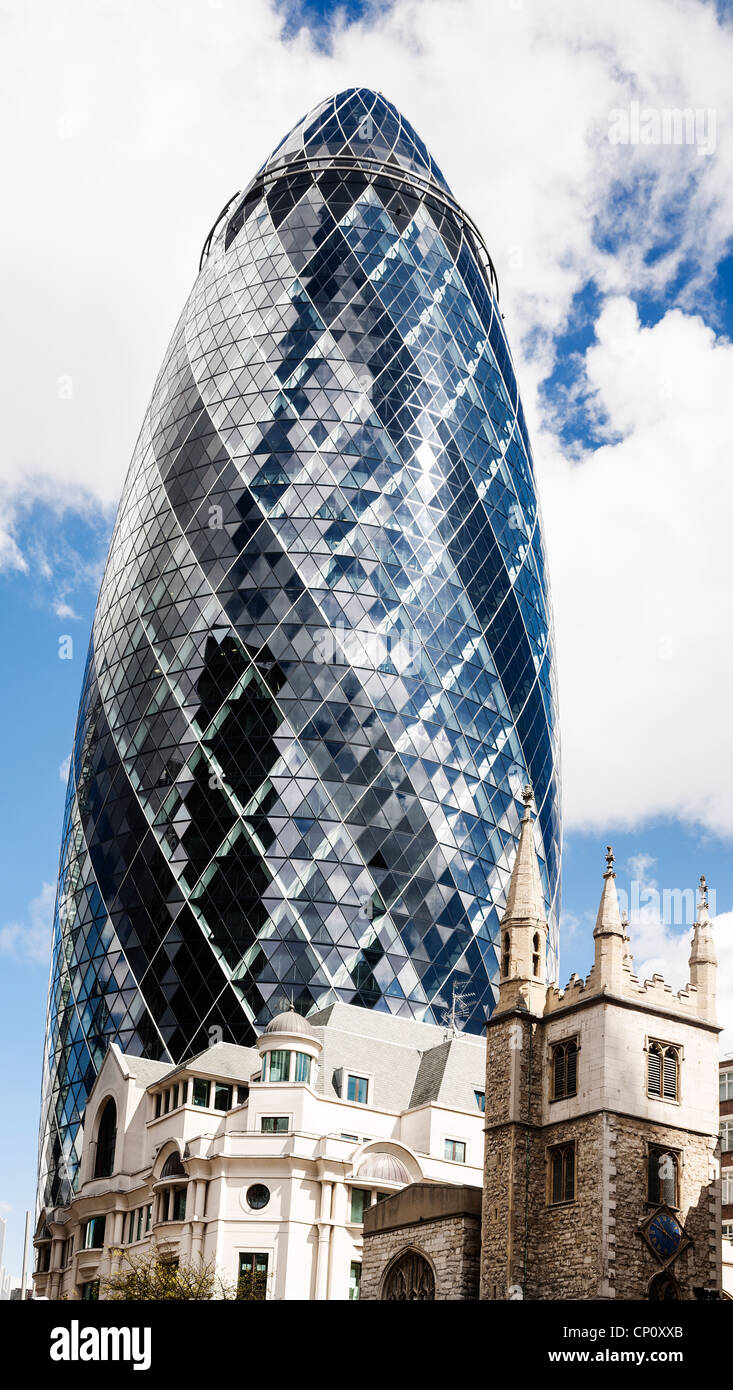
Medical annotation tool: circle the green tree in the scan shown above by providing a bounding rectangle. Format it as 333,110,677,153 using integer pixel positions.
103,1250,234,1302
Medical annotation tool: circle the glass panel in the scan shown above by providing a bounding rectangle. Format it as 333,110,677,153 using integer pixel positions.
214,1082,233,1110
347,1075,368,1104
474,1090,485,1113
294,1052,311,1084
552,1151,564,1204
192,1078,210,1108
349,1262,361,1300
173,1188,187,1221
238,1252,268,1301
350,1188,370,1223
261,1116,288,1134
268,1050,291,1083
564,1149,575,1201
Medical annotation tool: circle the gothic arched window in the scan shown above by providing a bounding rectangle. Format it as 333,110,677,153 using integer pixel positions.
94,1099,117,1179
648,1043,679,1101
532,932,541,978
647,1147,679,1207
552,1039,578,1100
382,1250,435,1301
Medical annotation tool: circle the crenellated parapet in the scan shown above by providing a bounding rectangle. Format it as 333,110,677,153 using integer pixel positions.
542,868,717,1026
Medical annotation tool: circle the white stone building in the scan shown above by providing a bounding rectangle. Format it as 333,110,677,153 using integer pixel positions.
33,1002,485,1300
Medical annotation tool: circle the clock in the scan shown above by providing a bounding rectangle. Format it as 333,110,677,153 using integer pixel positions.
647,1211,682,1261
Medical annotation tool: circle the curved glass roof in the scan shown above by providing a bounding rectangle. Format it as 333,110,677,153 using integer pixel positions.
259,87,451,193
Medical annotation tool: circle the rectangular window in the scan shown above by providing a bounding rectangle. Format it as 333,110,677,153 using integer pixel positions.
474,1090,485,1113
722,1172,733,1205
549,1144,575,1204
237,1085,249,1105
268,1050,291,1083
172,1188,187,1222
136,1206,145,1241
213,1082,233,1111
294,1052,311,1084
154,1093,161,1119
341,1133,359,1142
83,1215,106,1250
350,1188,371,1223
192,1077,210,1108
80,1280,99,1301
163,1088,171,1114
347,1074,369,1104
237,1252,268,1301
349,1262,361,1300
444,1139,466,1163
721,1070,733,1103
723,1221,733,1239
721,1121,733,1154
261,1116,288,1134
127,1211,135,1244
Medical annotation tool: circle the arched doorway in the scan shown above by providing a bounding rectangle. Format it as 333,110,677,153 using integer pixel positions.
382,1249,435,1301
648,1270,682,1301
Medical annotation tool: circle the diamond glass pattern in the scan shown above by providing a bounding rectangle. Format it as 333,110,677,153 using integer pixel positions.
38,89,561,1208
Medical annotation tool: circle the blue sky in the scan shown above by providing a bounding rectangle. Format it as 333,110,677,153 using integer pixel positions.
2,0,733,1277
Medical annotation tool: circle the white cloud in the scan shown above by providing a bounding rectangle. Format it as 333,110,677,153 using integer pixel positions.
628,903,733,1055
59,754,71,784
540,298,733,835
1,0,733,835
0,883,56,967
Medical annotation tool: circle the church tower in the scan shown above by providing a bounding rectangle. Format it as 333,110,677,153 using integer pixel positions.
481,835,723,1301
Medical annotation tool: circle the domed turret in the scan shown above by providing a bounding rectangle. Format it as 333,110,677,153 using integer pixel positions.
264,1008,315,1038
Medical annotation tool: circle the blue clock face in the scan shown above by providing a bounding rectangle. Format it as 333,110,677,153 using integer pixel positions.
648,1212,682,1260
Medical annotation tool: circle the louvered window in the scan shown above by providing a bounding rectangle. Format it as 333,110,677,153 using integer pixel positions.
647,1045,662,1096
648,1043,679,1100
552,1038,578,1099
566,1041,578,1095
663,1048,678,1100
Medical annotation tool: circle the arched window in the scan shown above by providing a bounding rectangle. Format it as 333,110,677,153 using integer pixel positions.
648,1043,679,1100
552,1038,578,1100
94,1099,117,1179
647,1147,678,1207
382,1249,435,1301
549,1143,575,1204
160,1150,186,1179
532,932,541,978
501,933,510,979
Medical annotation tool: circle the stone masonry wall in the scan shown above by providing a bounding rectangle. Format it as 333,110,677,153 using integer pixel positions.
360,1213,481,1301
611,1115,719,1298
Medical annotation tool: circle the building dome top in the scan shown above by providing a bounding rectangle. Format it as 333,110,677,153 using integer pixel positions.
258,87,451,195
355,1151,410,1184
263,1008,315,1038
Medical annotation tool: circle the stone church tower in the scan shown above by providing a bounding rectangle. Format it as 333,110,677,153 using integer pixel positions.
480,788,722,1300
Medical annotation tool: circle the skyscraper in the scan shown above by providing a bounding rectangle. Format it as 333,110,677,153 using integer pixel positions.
39,89,561,1208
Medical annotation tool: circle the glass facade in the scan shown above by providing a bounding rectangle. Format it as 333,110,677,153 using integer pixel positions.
38,88,561,1209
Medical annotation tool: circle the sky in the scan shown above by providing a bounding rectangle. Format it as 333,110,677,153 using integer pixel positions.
2,0,733,1276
